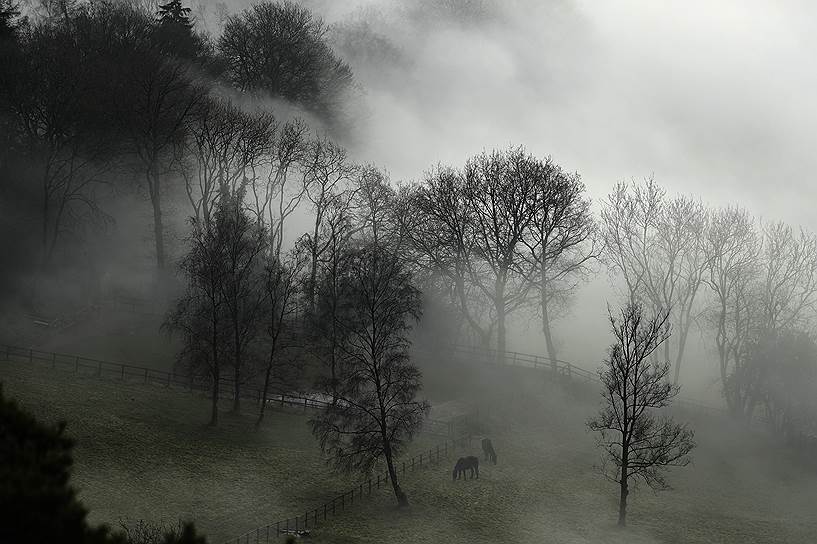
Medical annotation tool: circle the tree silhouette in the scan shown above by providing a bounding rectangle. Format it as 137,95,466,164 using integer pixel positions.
588,303,695,527
310,244,428,507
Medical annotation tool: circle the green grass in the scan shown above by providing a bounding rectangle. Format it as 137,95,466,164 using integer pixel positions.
4,356,817,544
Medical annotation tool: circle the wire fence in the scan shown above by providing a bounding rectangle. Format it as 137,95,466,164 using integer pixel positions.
0,342,473,544
226,434,474,544
1,338,758,543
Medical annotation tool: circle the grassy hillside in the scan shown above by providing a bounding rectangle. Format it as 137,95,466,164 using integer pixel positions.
3,352,817,544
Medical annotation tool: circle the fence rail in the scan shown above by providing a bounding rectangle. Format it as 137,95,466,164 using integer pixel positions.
0,343,454,433
1,340,755,543
423,343,740,420
226,434,473,544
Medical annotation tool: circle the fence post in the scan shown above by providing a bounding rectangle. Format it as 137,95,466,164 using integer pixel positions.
402,461,405,474
276,521,279,537
144,368,148,384
567,362,572,379
411,457,415,470
304,397,307,412
376,473,380,488
324,503,327,520
305,511,308,529
368,479,371,495
121,365,125,380
281,394,285,407
29,348,33,363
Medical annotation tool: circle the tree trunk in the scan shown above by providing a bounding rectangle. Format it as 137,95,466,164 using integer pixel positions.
618,440,629,527
541,287,558,371
673,323,690,384
257,358,273,426
618,477,629,527
210,363,219,426
495,278,507,364
233,352,241,413
383,444,408,507
308,216,320,311
149,173,166,269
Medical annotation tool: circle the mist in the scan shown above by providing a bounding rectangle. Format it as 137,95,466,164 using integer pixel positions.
3,0,817,543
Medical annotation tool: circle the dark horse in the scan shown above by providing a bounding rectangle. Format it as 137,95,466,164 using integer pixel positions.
452,456,479,480
481,438,497,465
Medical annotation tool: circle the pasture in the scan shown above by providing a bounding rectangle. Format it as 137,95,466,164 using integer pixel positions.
3,351,817,544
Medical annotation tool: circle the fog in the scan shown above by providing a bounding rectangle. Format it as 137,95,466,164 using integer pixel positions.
4,1,817,542
285,0,817,397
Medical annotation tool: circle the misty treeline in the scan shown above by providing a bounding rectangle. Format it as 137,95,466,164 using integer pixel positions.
601,179,817,442
0,0,354,282
2,0,817,460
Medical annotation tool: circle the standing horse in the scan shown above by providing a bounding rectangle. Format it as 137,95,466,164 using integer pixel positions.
452,456,480,480
481,438,497,465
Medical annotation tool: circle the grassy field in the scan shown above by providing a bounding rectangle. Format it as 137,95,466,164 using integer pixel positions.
4,352,817,544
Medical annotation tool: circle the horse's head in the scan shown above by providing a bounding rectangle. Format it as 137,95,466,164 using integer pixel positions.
452,457,465,480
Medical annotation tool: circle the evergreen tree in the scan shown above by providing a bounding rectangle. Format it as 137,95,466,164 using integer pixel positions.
155,0,197,58
0,385,122,543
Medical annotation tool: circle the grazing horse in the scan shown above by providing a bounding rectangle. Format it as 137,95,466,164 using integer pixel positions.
452,456,479,480
481,438,497,465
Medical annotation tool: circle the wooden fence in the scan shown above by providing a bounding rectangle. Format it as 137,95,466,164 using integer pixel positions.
0,343,455,435
421,343,741,420
1,340,752,543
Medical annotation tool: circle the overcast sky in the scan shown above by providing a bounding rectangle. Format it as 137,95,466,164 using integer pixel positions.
328,0,817,230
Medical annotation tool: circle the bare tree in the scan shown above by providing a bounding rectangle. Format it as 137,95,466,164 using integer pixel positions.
600,180,661,304
601,179,711,383
4,20,114,265
217,189,268,413
247,118,310,258
705,206,760,416
588,302,695,527
95,4,206,270
301,136,357,309
310,244,428,507
183,97,275,229
164,205,232,426
461,147,540,358
307,196,357,404
257,248,306,426
522,161,598,368
758,222,817,332
352,165,398,247
405,166,494,349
